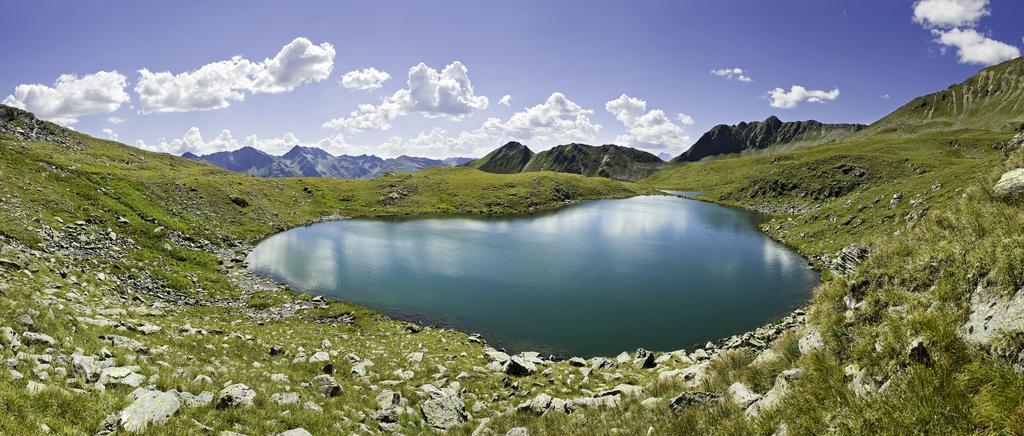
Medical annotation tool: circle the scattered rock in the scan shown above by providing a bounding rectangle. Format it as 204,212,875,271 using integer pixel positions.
271,392,300,405
504,355,537,377
746,368,803,418
994,169,1024,196
313,374,342,397
119,390,180,433
420,383,467,430
216,384,256,409
727,382,762,408
668,391,721,412
798,326,824,354
277,429,312,436
960,285,1024,346
633,348,656,369
21,332,55,346
830,244,869,276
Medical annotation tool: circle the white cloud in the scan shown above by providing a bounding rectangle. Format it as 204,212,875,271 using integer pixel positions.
340,67,391,91
605,94,690,151
498,94,511,106
323,61,488,131
912,0,989,28
361,92,601,158
101,128,118,141
710,67,752,82
107,116,125,124
135,37,335,114
767,85,840,109
911,0,1019,66
933,28,1020,65
2,71,129,125
881,94,891,100
676,113,695,125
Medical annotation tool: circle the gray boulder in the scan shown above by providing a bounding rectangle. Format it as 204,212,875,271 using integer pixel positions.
216,384,255,409
504,355,537,377
746,368,803,418
633,348,656,369
668,391,721,412
420,384,467,430
119,390,180,433
960,284,1024,345
727,382,762,408
313,374,342,397
994,168,1024,196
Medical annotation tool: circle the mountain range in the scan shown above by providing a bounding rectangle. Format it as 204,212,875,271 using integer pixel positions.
671,116,866,162
467,142,665,181
182,146,472,179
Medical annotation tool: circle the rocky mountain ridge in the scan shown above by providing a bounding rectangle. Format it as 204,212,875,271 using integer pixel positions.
184,146,472,179
469,142,665,181
672,116,866,162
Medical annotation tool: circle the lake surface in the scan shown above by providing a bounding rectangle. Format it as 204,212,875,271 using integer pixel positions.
247,195,819,357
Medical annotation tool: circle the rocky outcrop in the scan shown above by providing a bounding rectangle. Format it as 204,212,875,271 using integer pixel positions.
829,244,870,276
994,168,1024,196
673,116,865,162
960,285,1024,345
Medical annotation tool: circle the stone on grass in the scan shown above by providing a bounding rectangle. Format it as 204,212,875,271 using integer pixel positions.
313,374,342,397
727,382,762,408
119,390,180,433
504,355,536,377
420,384,467,430
994,168,1024,196
216,384,255,409
668,391,721,412
271,392,300,405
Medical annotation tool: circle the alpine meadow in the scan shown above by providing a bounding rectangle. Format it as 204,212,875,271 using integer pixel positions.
1,1,1024,435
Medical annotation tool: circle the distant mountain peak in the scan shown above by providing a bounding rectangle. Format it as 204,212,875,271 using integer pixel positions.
184,146,471,179
470,141,663,181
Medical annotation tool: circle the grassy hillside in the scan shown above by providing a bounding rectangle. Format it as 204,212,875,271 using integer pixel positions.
465,141,535,174
0,106,660,435
521,143,664,182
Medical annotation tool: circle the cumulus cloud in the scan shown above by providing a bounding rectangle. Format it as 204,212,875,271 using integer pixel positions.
767,85,840,109
322,61,488,131
710,67,752,82
134,126,351,156
498,94,511,106
912,0,989,28
933,28,1020,65
340,67,391,91
676,113,695,125
135,37,335,114
101,128,118,141
107,116,125,124
912,0,1019,66
605,94,690,151
2,71,129,125
362,92,602,158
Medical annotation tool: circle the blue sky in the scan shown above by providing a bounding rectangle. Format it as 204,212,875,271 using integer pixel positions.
1,0,1021,158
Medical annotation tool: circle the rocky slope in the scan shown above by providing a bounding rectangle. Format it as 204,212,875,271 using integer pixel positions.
672,116,865,162
185,145,472,179
872,56,1024,132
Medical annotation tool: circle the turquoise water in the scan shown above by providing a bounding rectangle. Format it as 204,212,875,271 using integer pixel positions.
247,195,818,357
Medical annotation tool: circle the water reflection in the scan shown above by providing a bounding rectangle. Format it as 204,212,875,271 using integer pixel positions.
248,195,819,357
